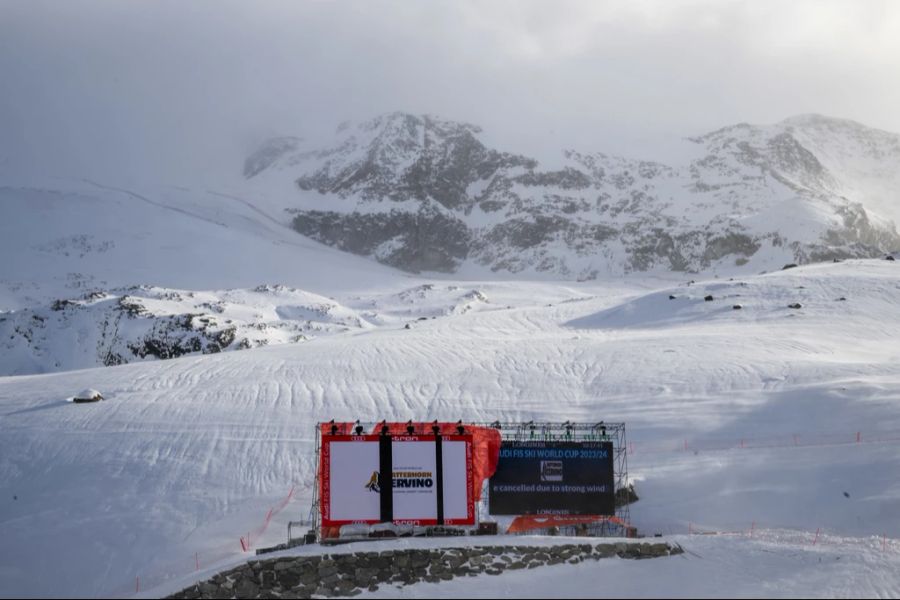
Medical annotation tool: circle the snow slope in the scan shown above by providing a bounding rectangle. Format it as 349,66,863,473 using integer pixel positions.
2,260,900,597
0,180,411,310
0,181,538,375
0,279,511,376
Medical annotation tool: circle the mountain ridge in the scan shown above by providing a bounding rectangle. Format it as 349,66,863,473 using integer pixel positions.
245,112,900,277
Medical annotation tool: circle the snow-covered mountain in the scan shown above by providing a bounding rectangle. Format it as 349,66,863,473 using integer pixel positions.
246,112,900,277
2,113,899,376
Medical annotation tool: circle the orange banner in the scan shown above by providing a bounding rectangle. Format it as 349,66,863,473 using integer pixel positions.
507,514,628,534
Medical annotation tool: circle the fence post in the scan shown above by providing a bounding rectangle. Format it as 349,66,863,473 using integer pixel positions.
812,528,820,545
195,552,200,571
856,431,861,443
136,576,140,594
749,521,755,537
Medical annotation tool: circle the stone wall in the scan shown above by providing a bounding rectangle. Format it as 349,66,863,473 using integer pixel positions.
168,541,682,599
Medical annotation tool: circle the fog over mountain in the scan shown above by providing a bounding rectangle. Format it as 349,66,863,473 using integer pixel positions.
2,1,900,185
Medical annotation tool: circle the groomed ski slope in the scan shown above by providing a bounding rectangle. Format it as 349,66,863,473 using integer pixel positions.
2,260,900,597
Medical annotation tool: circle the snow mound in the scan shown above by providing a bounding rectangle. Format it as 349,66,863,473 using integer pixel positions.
72,389,103,402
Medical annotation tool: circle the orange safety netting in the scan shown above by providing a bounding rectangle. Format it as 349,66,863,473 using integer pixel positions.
470,426,501,502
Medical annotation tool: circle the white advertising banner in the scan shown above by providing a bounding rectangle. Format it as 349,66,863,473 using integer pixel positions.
320,433,474,527
324,437,381,525
441,440,472,522
391,439,438,522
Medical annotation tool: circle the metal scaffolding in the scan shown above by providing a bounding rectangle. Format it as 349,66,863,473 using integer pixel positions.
300,420,631,542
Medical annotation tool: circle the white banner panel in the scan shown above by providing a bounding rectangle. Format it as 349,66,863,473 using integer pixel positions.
320,432,474,527
441,440,470,521
391,440,438,522
328,439,381,523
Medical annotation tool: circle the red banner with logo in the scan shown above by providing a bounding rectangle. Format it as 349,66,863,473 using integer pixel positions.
506,514,628,533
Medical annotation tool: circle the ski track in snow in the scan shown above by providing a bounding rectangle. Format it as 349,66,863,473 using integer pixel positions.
81,179,233,231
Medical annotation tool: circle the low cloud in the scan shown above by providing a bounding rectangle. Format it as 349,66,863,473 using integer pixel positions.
1,0,897,183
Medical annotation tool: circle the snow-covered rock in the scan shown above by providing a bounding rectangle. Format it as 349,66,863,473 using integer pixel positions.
72,388,103,402
0,285,372,376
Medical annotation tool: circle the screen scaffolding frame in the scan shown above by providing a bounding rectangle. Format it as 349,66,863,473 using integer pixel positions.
304,420,630,541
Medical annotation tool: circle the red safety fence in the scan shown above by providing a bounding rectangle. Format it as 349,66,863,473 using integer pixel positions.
105,484,296,598
240,485,295,552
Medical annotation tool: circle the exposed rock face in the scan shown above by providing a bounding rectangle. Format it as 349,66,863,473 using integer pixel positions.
290,207,471,273
247,112,900,276
167,542,683,599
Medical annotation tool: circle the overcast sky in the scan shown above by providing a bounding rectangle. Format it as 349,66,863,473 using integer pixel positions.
1,0,899,184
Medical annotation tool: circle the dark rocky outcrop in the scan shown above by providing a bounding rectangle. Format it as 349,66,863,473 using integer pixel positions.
291,207,471,273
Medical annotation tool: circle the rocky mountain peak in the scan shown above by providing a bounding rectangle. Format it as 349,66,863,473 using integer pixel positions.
248,113,900,276
280,112,537,211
